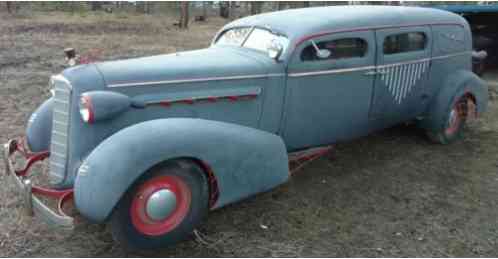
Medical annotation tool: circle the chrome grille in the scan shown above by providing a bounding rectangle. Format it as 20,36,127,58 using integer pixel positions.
49,75,72,184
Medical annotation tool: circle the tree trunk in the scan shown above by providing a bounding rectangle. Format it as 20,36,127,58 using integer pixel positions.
288,2,308,9
5,1,18,14
202,1,208,18
6,2,12,13
278,2,286,10
135,2,144,13
91,2,102,11
145,2,151,14
219,1,229,18
179,2,189,29
228,1,234,19
250,2,262,15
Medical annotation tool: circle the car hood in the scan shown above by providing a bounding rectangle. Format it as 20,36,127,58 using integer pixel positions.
95,46,269,87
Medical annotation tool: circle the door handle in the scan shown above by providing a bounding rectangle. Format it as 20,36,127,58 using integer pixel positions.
363,70,386,76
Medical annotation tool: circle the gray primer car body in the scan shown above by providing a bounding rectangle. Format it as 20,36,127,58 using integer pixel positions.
24,6,488,222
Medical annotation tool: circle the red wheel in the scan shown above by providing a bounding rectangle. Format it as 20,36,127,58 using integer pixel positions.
130,175,192,236
427,95,469,144
444,102,464,137
110,160,208,250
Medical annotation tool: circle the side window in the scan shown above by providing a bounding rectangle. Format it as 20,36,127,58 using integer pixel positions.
301,38,368,61
383,32,427,55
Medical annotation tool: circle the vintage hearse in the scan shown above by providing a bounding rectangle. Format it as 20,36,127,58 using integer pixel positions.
3,6,488,249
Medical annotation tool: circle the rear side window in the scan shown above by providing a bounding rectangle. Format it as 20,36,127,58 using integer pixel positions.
383,32,426,55
301,38,368,61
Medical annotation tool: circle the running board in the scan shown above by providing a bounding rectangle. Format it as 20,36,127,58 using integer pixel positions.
288,145,334,174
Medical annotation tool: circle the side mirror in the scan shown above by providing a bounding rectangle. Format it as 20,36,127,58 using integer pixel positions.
316,49,331,59
267,40,284,60
310,40,331,59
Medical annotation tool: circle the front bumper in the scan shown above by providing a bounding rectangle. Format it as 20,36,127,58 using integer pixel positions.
3,138,74,228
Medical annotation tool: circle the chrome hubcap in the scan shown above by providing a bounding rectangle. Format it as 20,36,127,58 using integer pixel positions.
145,189,177,221
448,109,459,128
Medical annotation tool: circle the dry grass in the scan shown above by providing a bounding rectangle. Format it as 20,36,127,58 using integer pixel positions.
1,12,498,257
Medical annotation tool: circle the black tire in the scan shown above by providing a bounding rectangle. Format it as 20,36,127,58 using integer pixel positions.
426,96,468,145
110,160,209,250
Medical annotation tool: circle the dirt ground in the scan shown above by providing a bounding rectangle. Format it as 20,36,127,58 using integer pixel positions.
1,12,498,257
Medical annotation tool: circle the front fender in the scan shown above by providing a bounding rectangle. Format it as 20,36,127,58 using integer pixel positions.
74,118,289,222
419,70,488,131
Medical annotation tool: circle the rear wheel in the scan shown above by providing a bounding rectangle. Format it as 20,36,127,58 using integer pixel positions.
426,95,469,144
110,160,208,250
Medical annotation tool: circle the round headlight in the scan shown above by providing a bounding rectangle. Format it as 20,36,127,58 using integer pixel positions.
79,95,94,123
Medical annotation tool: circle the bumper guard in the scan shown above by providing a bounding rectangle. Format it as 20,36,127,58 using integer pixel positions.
3,138,74,229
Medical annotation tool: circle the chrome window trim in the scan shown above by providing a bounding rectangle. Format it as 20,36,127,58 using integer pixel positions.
288,51,471,78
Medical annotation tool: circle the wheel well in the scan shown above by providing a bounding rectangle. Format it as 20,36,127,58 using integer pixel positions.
137,157,220,209
461,91,478,118
463,91,476,104
180,157,219,209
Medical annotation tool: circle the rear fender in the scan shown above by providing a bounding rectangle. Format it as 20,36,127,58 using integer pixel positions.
419,70,488,131
74,118,289,222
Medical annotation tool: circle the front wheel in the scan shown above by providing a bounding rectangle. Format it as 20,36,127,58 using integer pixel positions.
110,160,209,250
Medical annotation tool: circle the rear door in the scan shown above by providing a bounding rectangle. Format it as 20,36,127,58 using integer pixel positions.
370,26,432,122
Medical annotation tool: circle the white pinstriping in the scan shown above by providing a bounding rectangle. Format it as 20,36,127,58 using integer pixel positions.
380,59,430,104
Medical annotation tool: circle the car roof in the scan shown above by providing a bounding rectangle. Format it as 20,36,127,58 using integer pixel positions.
220,5,467,44
430,4,498,14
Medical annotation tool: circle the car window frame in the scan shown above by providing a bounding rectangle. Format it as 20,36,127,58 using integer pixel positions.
289,30,376,73
214,26,254,47
213,26,290,56
300,37,369,62
375,26,432,66
382,31,428,55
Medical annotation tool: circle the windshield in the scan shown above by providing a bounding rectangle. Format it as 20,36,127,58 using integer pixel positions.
215,27,289,55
